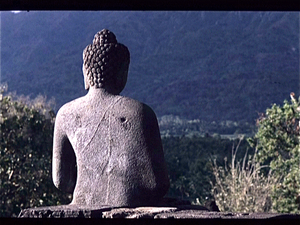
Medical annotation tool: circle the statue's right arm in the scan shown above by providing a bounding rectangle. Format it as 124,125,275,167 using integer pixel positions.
52,109,77,193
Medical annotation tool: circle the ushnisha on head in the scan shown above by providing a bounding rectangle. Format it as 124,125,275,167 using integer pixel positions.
83,29,130,94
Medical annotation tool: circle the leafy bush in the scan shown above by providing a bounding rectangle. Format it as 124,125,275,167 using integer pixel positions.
162,135,252,203
211,138,278,212
249,93,300,213
0,86,71,217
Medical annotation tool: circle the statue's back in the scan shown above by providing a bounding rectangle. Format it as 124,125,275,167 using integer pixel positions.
56,94,169,207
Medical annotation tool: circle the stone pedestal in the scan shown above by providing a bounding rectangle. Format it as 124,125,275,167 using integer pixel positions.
18,205,300,219
18,205,111,218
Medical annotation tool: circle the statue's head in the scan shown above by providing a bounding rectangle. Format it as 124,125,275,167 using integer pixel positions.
83,29,130,94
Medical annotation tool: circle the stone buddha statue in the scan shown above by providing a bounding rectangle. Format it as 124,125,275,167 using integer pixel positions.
52,29,170,208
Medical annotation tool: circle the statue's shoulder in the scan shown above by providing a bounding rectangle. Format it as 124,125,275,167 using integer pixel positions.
116,96,157,120
56,96,87,119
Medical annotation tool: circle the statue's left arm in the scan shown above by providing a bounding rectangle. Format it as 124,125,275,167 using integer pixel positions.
52,109,77,193
142,104,170,196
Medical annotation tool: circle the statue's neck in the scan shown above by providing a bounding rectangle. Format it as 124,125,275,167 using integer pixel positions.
85,87,123,110
87,87,119,101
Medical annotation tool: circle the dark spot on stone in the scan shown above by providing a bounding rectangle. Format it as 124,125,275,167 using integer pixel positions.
120,117,126,123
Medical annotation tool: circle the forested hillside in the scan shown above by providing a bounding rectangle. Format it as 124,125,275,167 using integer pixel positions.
1,11,299,125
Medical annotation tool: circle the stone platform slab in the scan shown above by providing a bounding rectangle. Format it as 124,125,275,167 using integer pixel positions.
18,205,300,220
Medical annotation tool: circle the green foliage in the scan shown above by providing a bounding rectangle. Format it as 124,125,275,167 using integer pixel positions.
249,94,300,213
0,87,71,217
211,138,278,213
162,135,253,203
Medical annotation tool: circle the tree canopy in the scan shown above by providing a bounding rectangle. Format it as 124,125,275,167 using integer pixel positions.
249,93,300,213
0,87,71,217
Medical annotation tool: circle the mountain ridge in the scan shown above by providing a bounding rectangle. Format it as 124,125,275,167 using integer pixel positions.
1,11,299,124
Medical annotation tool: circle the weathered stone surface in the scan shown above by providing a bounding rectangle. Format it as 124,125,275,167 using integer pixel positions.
51,29,169,207
102,206,178,218
154,210,300,219
19,205,300,220
18,205,111,218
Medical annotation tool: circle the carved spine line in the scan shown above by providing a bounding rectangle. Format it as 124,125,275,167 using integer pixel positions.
82,96,123,152
105,111,112,204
